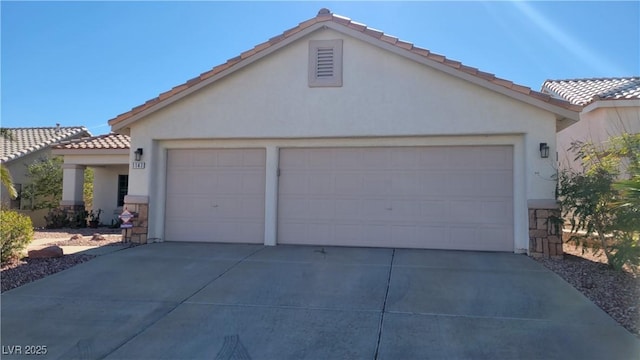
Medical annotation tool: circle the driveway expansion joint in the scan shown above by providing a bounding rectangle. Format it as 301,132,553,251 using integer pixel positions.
98,245,267,359
374,248,395,360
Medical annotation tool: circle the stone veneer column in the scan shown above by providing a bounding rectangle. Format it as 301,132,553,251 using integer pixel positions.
528,200,563,259
122,195,149,244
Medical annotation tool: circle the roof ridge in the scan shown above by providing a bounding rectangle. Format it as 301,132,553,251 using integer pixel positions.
108,9,581,127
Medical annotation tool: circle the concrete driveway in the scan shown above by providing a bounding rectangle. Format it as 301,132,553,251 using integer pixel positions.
1,243,638,359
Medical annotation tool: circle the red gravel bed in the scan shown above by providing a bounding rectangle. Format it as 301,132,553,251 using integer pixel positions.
1,254,95,292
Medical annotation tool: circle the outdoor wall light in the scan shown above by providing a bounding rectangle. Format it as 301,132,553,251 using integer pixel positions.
539,143,550,159
134,148,143,161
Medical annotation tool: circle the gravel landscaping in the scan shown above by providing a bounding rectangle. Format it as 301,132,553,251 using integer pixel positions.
535,245,639,337
1,230,638,337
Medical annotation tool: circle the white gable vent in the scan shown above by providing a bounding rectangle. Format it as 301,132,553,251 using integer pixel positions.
309,39,343,87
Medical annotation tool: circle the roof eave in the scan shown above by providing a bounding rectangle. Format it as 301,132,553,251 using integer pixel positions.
110,21,331,132
51,148,130,156
583,98,640,114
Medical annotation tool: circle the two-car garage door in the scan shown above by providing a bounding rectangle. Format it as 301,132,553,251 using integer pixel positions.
165,146,514,251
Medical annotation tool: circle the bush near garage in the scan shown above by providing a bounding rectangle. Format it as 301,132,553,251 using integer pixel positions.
0,209,34,263
558,133,640,271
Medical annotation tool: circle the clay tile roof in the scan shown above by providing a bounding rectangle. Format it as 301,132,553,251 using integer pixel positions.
1,126,91,163
52,133,130,150
109,9,581,128
541,77,640,106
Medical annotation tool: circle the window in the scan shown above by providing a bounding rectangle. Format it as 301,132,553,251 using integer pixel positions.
117,175,128,207
308,39,343,87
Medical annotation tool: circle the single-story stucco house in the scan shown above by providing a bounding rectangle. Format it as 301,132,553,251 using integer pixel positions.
0,125,90,227
542,77,640,172
58,9,584,257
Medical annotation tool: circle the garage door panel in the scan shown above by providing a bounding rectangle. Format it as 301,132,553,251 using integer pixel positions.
391,148,419,169
335,199,360,219
420,200,448,220
363,149,391,168
391,173,422,196
279,173,308,195
278,146,513,251
308,199,334,220
308,149,334,169
363,173,391,193
334,173,362,195
165,149,265,243
309,174,334,194
420,173,449,195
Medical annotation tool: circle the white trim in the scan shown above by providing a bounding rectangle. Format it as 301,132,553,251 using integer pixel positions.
264,146,279,246
583,99,640,114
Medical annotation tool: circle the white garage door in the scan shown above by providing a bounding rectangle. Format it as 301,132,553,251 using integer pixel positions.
278,146,513,251
165,149,265,243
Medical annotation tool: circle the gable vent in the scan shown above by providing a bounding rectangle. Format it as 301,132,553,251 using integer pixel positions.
315,47,335,78
309,39,343,87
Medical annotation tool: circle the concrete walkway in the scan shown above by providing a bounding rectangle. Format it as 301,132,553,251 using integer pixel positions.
1,243,638,359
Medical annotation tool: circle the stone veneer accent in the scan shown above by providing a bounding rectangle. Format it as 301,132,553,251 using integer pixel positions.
528,200,563,259
122,195,149,244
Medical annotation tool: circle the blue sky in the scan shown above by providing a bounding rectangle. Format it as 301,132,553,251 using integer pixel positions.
2,1,638,135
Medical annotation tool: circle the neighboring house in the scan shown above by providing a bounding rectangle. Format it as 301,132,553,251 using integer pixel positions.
51,133,130,225
0,125,91,227
542,77,640,172
62,9,582,256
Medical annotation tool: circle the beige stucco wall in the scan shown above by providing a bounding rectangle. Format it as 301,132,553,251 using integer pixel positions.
558,106,640,171
122,28,561,252
92,165,129,225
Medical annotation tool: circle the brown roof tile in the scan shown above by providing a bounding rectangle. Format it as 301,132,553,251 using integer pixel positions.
109,9,581,127
52,133,130,150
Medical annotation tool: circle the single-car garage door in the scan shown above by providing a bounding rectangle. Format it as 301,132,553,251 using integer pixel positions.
278,146,513,251
165,149,265,243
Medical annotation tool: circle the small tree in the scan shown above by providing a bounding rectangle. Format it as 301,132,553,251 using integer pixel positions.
22,157,94,210
23,156,64,209
558,133,640,270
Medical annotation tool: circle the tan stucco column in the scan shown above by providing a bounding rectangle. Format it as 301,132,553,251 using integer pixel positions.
60,164,85,207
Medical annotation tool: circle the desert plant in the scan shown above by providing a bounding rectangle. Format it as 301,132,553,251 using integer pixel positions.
558,133,640,270
0,209,34,263
88,209,102,227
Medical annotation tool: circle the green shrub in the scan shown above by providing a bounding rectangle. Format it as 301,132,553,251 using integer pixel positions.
0,210,34,263
44,208,88,229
